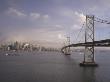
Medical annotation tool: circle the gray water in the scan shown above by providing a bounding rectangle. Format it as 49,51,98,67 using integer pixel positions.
0,51,110,82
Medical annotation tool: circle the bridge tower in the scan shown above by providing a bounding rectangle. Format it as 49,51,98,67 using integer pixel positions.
80,15,98,66
64,37,71,55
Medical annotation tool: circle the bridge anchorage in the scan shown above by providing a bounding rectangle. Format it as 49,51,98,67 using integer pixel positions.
61,15,110,67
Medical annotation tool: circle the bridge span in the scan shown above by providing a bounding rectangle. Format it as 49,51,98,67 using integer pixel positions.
61,39,110,52
61,15,110,67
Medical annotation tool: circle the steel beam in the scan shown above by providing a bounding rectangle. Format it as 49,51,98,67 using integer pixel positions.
80,15,98,66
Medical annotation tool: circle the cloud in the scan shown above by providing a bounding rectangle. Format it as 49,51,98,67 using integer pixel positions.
42,14,49,19
5,27,66,48
71,24,82,30
29,13,50,23
42,14,50,22
75,11,86,23
58,34,66,40
55,25,63,28
30,12,40,20
58,8,74,18
7,8,27,17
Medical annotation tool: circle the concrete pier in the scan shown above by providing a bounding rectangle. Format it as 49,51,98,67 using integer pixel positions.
79,62,98,67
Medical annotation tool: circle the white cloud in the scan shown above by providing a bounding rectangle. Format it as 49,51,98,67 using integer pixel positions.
58,34,66,40
42,14,49,19
11,28,66,48
7,8,27,17
89,6,97,12
58,8,74,18
55,25,63,28
42,14,50,23
30,13,50,22
75,11,86,23
71,24,81,30
30,13,40,20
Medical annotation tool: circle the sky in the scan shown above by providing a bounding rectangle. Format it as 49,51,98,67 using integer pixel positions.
0,0,110,48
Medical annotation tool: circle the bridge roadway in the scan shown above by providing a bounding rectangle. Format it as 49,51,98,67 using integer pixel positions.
61,39,110,52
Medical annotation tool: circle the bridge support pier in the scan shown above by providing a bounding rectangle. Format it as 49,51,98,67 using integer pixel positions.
80,62,98,67
64,37,71,55
80,15,98,67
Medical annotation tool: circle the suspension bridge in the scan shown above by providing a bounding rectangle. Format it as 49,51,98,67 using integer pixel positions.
61,15,110,67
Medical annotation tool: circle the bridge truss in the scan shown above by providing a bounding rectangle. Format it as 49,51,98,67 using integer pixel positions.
82,15,95,65
61,15,110,66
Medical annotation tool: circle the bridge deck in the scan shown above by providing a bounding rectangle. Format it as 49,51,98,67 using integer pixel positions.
61,39,110,52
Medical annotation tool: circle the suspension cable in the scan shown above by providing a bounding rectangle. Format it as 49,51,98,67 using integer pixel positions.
94,16,110,40
94,17,110,24
75,22,86,43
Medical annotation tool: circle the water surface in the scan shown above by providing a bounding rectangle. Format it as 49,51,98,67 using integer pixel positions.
0,51,110,82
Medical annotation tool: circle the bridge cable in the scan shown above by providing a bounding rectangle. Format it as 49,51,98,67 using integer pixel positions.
94,17,110,24
75,22,86,43
94,16,110,39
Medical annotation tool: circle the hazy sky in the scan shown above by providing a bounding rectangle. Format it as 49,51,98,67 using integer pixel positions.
0,0,110,47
